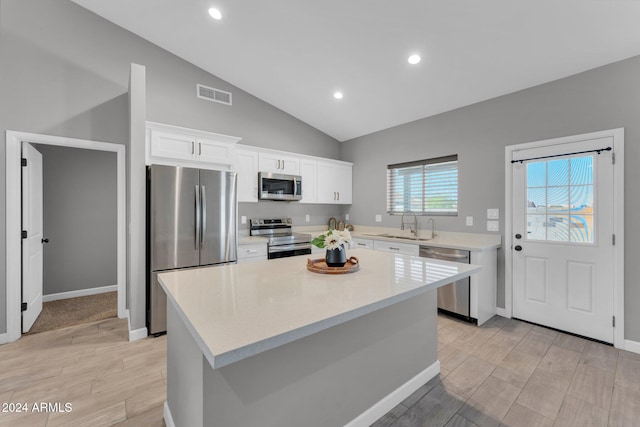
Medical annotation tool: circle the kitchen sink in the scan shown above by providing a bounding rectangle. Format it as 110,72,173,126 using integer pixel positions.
363,233,432,242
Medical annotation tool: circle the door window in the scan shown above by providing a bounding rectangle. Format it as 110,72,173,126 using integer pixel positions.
526,155,594,243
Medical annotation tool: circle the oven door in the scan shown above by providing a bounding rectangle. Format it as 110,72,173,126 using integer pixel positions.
258,172,302,201
268,243,312,259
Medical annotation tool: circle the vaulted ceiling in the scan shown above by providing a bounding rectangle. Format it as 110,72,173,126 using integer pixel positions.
73,0,640,141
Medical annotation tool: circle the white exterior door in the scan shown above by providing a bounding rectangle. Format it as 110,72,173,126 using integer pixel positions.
22,142,44,333
512,137,615,342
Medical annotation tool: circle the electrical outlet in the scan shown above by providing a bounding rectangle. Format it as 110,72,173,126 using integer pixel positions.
375,214,382,223
241,216,247,224
305,214,310,222
487,221,499,231
466,216,473,226
487,209,499,219
345,213,350,221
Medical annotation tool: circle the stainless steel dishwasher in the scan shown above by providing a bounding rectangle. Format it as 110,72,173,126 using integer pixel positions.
419,246,473,322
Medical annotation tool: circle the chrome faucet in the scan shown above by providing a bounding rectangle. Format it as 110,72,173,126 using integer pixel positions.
426,218,436,239
400,212,418,238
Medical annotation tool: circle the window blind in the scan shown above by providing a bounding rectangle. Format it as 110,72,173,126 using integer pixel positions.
387,155,458,215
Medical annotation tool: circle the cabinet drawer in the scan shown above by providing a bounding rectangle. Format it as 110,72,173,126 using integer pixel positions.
373,240,418,256
351,238,373,249
237,243,267,260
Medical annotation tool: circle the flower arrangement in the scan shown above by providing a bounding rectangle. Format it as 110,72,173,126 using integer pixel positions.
311,229,352,251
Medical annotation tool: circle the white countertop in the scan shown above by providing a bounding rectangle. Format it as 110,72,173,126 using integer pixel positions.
158,248,481,369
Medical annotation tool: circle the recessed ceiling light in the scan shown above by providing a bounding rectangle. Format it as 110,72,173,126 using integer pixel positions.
208,7,222,20
333,92,344,100
408,54,421,65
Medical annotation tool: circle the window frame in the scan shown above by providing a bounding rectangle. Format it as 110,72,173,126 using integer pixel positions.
386,154,459,216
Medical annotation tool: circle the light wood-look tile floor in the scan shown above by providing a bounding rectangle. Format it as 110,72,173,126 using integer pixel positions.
1,315,639,426
0,318,166,427
375,315,640,427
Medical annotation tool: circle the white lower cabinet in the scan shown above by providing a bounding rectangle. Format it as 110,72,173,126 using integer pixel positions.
350,238,374,249
372,240,419,256
237,243,267,263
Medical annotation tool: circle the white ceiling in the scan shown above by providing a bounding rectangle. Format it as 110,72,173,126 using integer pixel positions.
72,0,640,142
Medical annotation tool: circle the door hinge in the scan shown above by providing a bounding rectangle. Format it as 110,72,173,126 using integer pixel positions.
612,315,616,327
21,230,27,239
612,152,616,164
612,234,616,245
21,302,27,312
21,158,27,167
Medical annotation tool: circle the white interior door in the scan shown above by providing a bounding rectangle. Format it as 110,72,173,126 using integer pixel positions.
512,137,615,343
22,142,44,333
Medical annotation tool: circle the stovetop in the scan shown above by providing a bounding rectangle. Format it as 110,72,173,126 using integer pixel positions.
249,218,311,246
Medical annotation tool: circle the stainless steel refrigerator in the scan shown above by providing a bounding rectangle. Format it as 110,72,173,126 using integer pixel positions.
147,165,237,335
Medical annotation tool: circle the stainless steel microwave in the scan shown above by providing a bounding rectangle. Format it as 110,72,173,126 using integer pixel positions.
258,172,302,201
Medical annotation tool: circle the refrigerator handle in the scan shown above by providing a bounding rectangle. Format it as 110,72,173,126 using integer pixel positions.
201,185,207,249
195,185,201,250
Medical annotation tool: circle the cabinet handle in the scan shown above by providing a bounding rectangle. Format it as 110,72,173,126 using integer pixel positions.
277,159,281,169
389,247,400,251
357,243,366,246
337,191,340,201
192,141,195,155
199,142,202,155
246,249,258,254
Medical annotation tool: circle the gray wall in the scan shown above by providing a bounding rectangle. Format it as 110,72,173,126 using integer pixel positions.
0,0,341,334
34,145,117,295
341,55,640,341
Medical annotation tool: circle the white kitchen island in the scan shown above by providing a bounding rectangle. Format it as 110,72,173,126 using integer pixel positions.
159,248,481,427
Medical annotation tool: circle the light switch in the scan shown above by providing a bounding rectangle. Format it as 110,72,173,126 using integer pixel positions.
487,221,499,231
241,216,247,224
466,216,473,226
345,213,350,221
487,209,499,219
305,214,310,222
375,214,382,223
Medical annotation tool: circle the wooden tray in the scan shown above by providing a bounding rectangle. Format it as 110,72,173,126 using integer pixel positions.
307,256,360,274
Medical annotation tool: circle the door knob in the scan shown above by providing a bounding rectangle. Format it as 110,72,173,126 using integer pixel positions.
41,238,49,244
515,233,522,239
514,245,522,251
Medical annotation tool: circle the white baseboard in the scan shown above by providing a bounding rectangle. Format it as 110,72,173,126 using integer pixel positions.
43,285,117,302
624,339,640,355
127,311,148,341
128,326,148,342
164,402,176,427
496,307,510,318
345,360,440,427
0,333,9,345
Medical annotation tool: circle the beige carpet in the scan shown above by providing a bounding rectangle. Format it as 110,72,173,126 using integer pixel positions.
26,291,118,335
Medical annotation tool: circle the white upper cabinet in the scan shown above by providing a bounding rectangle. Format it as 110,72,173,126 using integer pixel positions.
235,148,259,202
299,159,317,204
146,122,240,170
258,152,300,175
316,161,352,204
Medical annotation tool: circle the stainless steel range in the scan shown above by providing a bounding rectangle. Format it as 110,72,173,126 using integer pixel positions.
250,218,312,259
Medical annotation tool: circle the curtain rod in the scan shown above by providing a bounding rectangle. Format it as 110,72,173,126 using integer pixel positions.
511,147,611,164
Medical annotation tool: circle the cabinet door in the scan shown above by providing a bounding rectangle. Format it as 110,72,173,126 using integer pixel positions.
335,164,352,204
150,130,195,162
259,152,300,174
235,149,259,202
299,159,317,204
197,138,235,165
316,162,338,203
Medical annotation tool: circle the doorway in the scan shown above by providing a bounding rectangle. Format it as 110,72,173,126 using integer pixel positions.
505,128,624,348
5,131,126,343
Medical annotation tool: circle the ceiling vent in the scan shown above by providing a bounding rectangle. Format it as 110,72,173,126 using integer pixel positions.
197,84,232,106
